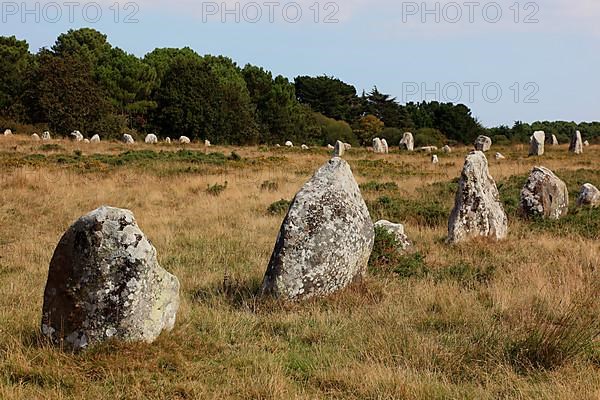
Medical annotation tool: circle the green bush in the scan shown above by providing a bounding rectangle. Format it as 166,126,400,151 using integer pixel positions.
268,199,291,215
206,182,228,196
414,128,447,148
359,181,398,193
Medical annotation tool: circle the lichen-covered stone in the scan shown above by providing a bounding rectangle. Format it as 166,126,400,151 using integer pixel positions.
570,131,583,154
400,132,414,151
285,141,293,147
375,220,412,253
4,129,12,136
577,183,600,207
145,134,158,144
41,206,180,351
261,158,374,300
529,131,545,156
520,167,569,220
474,136,492,152
448,151,507,243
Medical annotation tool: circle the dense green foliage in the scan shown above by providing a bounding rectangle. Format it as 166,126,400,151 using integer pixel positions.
1,28,598,144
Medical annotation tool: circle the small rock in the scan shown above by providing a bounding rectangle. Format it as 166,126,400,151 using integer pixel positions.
285,141,294,148
576,183,600,207
495,152,506,160
432,155,439,164
83,139,90,144
474,136,492,152
42,131,51,141
375,220,412,252
123,134,135,144
4,129,12,136
520,166,569,220
552,135,559,145
145,134,158,144
344,143,352,151
327,144,335,150
205,140,211,147
179,136,191,144
442,145,452,153
584,140,590,147
31,133,40,140
90,134,101,143
301,144,309,150
165,137,171,144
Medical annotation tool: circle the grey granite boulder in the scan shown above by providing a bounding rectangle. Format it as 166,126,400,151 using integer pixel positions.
570,131,583,154
520,167,569,220
261,158,374,300
474,136,492,152
375,220,412,253
400,132,414,151
577,183,600,207
448,151,507,243
145,134,158,144
529,131,545,156
373,138,385,154
381,139,389,154
41,206,180,351
334,140,345,158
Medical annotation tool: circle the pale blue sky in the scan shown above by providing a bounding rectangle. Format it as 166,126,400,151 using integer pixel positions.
2,0,599,127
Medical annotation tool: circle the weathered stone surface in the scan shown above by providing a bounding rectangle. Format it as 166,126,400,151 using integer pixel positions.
552,135,559,145
179,136,191,144
373,138,385,154
32,133,40,140
570,131,583,154
334,140,345,158
448,151,507,243
529,131,545,156
400,132,414,151
520,166,569,220
474,135,492,152
90,134,101,143
442,145,452,153
285,141,293,147
261,158,375,300
4,129,12,136
432,155,439,164
374,220,412,253
123,134,135,144
381,139,389,154
42,131,51,141
495,152,506,160
41,206,180,351
145,134,158,144
71,131,84,142
577,183,600,207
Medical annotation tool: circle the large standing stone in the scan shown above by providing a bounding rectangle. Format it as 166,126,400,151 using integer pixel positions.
90,134,101,143
474,136,492,152
448,151,507,243
373,138,385,154
261,158,374,300
334,140,345,158
577,183,600,208
569,131,583,154
285,141,294,147
400,132,414,151
529,131,545,156
552,135,559,145
432,155,439,164
145,134,158,144
123,134,135,144
41,206,180,351
495,153,506,160
374,220,412,253
70,131,84,142
4,129,12,136
381,139,389,154
520,167,569,220
179,136,191,144
42,131,51,141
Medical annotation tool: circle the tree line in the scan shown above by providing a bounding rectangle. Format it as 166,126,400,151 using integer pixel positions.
1,28,598,146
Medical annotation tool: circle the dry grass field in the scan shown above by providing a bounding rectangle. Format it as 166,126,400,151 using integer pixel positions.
0,136,599,399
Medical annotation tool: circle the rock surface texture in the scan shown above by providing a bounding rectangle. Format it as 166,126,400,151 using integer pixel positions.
570,131,583,154
123,134,135,144
261,158,374,300
474,136,492,152
334,140,345,157
400,132,414,151
520,167,569,220
373,138,385,154
145,134,158,144
374,220,412,252
577,183,600,207
448,151,507,243
41,206,180,351
529,131,545,156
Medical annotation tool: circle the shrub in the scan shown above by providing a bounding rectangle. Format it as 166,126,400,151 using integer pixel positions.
268,199,291,215
206,182,228,196
359,181,398,192
414,128,447,148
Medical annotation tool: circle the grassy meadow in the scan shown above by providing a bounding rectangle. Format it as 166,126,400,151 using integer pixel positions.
0,136,599,399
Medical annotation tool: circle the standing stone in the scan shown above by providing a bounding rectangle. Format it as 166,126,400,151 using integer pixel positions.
344,143,352,151
41,206,180,351
70,131,84,142
334,140,345,158
285,141,294,148
123,134,135,144
552,135,559,145
432,155,439,164
42,131,51,141
529,131,545,156
569,131,583,154
4,129,12,136
301,144,309,150
373,138,385,154
448,151,508,243
418,146,438,153
179,136,191,144
495,152,506,160
520,166,569,220
90,134,101,143
400,132,414,151
165,137,171,144
83,139,90,144
381,139,389,154
327,144,335,150
145,134,158,144
584,141,590,147
31,133,40,140
442,145,452,153
374,220,412,253
261,158,375,300
474,136,492,152
577,183,600,207
205,140,211,147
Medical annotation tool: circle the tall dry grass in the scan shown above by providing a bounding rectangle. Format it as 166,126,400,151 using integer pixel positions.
0,136,598,399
